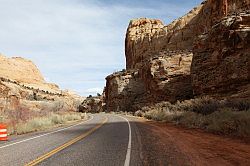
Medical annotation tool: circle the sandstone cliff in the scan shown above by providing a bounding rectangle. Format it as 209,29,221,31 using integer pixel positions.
192,10,250,98
104,0,250,112
125,0,250,70
139,52,193,103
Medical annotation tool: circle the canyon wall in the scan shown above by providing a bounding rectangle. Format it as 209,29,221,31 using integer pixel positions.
192,10,250,98
125,0,250,70
104,0,250,112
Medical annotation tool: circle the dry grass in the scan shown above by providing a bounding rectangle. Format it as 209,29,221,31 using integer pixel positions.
137,97,250,137
0,97,84,135
8,112,86,135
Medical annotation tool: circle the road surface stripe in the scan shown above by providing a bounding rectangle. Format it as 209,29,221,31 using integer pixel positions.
0,134,7,137
0,115,94,149
115,115,132,166
0,129,7,132
25,117,108,166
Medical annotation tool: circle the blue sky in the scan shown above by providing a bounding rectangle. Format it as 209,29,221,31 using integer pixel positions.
0,0,202,96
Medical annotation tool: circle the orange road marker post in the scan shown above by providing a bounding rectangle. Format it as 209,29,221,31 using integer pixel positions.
0,124,8,141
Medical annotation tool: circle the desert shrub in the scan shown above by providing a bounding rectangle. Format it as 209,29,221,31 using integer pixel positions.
178,111,205,128
53,100,65,112
51,114,64,124
224,100,250,111
204,108,250,136
138,97,250,137
39,99,66,112
134,110,145,117
180,97,220,115
144,109,167,121
144,107,183,122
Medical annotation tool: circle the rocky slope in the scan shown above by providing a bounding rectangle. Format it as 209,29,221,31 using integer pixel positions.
79,96,103,113
104,0,250,112
0,54,83,124
0,54,59,93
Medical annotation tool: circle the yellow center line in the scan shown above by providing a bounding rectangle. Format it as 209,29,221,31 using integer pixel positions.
25,117,108,166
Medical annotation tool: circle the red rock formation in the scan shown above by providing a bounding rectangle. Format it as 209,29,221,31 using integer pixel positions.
125,18,165,69
104,0,250,112
191,10,250,98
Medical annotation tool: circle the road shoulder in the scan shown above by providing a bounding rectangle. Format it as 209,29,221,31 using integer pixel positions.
126,115,250,166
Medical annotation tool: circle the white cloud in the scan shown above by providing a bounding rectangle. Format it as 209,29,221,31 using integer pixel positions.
0,0,200,96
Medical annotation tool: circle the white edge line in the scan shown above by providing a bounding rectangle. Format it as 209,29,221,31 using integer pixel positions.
0,115,94,149
115,115,132,166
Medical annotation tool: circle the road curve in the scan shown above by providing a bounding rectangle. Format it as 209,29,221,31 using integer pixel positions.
0,113,143,166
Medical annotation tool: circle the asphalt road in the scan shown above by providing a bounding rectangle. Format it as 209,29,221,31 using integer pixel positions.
0,113,144,166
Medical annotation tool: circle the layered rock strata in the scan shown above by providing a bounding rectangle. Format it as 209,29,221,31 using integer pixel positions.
192,11,250,98
104,0,250,112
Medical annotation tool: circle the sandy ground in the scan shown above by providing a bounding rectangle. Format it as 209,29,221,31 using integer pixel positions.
136,119,250,166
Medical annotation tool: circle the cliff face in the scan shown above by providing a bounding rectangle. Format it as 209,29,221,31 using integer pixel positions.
125,9,200,70
139,51,193,103
105,70,146,112
125,18,165,69
104,0,250,112
192,11,250,98
125,0,250,70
